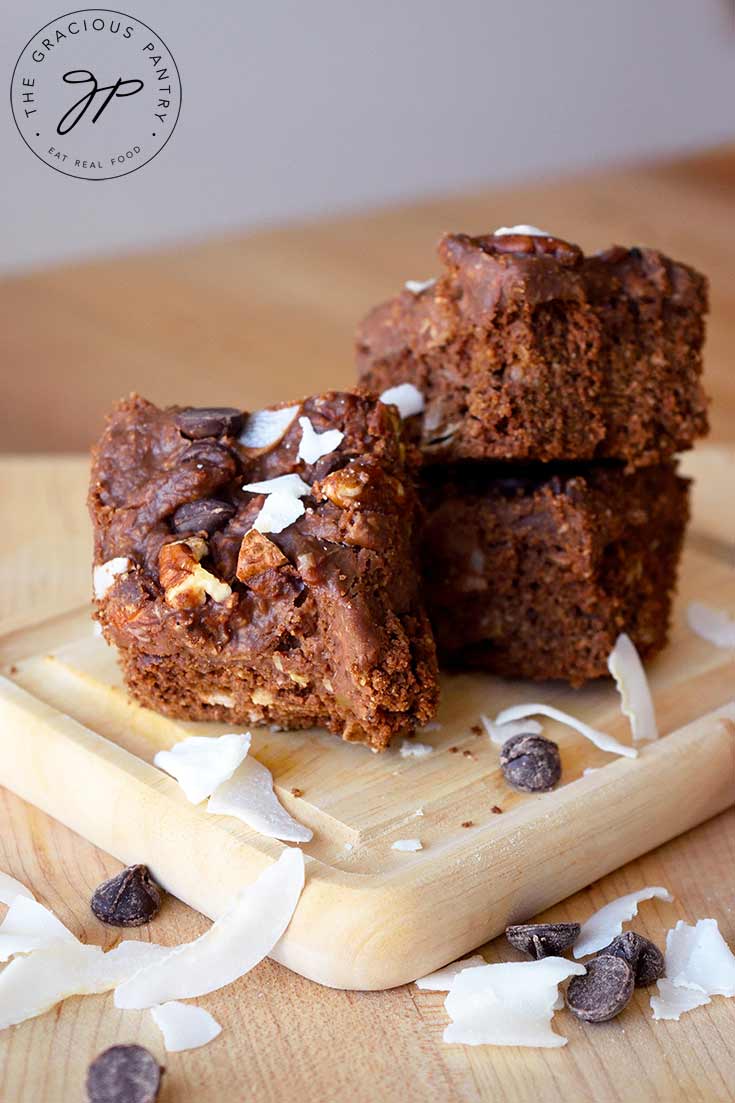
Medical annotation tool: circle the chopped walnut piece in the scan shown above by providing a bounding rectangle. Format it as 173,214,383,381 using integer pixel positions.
236,529,288,582
159,537,232,609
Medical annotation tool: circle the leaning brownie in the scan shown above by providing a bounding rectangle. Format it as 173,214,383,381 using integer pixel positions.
356,229,708,468
89,392,438,751
420,462,689,684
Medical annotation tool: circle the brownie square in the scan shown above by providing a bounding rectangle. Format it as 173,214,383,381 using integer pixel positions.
420,462,689,685
356,231,708,468
89,392,438,751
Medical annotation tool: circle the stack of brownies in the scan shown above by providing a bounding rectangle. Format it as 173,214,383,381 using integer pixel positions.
356,226,709,684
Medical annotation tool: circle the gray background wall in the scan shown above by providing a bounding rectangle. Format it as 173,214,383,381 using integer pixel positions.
1,0,733,272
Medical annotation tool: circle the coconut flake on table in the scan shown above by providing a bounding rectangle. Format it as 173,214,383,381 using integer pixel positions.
391,839,423,852
418,721,442,733
404,278,436,294
493,224,552,237
573,886,674,958
92,557,132,599
415,955,486,990
207,757,312,843
115,848,304,1009
0,870,35,906
154,732,251,805
494,703,637,759
238,405,301,450
399,740,434,759
687,602,735,649
0,896,78,961
150,1001,222,1052
664,918,735,997
607,633,658,742
480,715,543,746
443,958,586,1047
650,978,711,1020
296,416,344,465
378,383,425,419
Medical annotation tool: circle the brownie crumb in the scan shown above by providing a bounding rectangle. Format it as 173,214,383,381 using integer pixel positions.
448,746,460,754
601,930,665,987
461,820,474,828
90,864,162,928
462,749,476,759
290,787,304,798
86,1044,162,1103
470,723,483,736
491,805,503,814
500,733,561,793
566,954,635,1022
505,921,581,960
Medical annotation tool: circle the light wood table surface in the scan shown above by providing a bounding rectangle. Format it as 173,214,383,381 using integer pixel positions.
0,147,734,1102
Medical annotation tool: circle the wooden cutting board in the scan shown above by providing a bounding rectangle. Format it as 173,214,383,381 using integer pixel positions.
0,542,733,991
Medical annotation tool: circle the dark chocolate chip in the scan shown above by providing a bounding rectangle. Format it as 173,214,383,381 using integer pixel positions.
90,864,162,928
175,406,244,439
499,733,561,792
601,931,665,987
505,922,581,960
172,498,236,535
86,1045,162,1103
566,954,635,1022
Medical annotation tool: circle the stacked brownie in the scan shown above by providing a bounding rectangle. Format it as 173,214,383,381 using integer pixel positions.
356,227,708,683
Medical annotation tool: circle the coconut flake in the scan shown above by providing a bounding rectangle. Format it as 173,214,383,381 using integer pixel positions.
418,721,442,733
607,633,658,742
93,557,132,599
481,715,543,746
494,703,637,759
296,416,344,464
399,740,434,758
573,886,674,958
0,871,35,906
243,474,311,498
404,278,436,294
391,839,422,852
582,767,600,776
207,757,312,843
378,383,425,419
664,918,735,997
415,955,486,990
443,958,586,1047
238,405,300,450
252,491,305,535
154,733,251,805
0,896,77,961
114,848,304,1009
687,602,735,649
650,977,711,1020
494,224,551,237
150,1001,222,1052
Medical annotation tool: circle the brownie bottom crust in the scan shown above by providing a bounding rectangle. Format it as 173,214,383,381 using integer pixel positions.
420,463,689,685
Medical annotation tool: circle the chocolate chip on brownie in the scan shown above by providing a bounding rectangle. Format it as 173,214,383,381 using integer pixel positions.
566,954,635,1022
600,930,665,987
174,406,244,439
172,498,236,534
90,864,163,927
86,1044,162,1103
505,922,581,959
499,733,561,792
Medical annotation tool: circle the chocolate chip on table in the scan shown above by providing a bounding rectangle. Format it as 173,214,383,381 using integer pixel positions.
174,406,244,439
86,1044,162,1103
505,921,581,960
90,864,162,928
499,733,561,792
601,930,665,987
172,498,236,535
566,954,635,1022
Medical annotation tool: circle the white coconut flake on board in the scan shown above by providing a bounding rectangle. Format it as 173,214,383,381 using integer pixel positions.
494,224,551,237
664,918,735,997
115,848,305,1009
207,757,312,843
573,887,674,958
0,871,35,906
415,955,486,990
154,733,251,805
443,958,586,1047
92,557,132,599
0,896,77,962
650,977,711,1020
238,405,300,450
582,767,600,777
480,715,543,746
378,383,425,419
404,278,436,294
391,839,423,852
296,416,344,465
494,703,638,759
150,1001,222,1052
418,721,442,733
687,602,735,649
399,740,434,759
607,633,658,742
